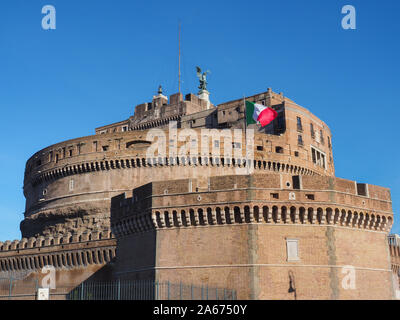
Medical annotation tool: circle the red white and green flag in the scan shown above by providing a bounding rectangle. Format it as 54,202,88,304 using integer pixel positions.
245,101,278,127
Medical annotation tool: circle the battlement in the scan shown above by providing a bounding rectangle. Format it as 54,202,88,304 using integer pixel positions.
110,174,393,239
0,229,116,273
0,228,113,252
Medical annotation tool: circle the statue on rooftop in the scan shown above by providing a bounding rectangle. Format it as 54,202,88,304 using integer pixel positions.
196,66,210,91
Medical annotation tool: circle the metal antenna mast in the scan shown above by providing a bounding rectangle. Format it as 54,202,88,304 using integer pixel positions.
178,22,181,93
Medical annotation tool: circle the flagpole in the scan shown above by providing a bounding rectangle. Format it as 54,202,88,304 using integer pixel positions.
243,95,249,175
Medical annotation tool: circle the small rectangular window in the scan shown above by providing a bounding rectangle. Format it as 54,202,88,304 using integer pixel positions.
306,194,315,200
292,176,300,189
256,146,263,151
297,117,302,131
102,146,109,152
271,193,279,199
298,135,303,146
310,123,315,139
122,126,128,132
232,142,241,149
214,140,220,148
357,183,367,196
69,149,73,157
286,239,300,261
275,146,283,153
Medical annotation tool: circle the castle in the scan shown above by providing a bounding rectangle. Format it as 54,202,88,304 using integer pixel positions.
0,84,398,299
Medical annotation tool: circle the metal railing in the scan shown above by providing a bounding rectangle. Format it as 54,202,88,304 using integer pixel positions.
66,280,237,300
1,276,236,300
0,277,72,300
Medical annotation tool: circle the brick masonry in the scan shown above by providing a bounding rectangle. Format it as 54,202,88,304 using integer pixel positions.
0,88,396,299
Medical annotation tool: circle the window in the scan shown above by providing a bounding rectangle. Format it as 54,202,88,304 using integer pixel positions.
42,189,47,196
102,146,109,152
232,142,241,149
306,194,315,200
286,239,299,261
357,183,368,196
69,149,73,157
292,176,300,189
328,136,331,149
298,135,303,146
271,193,279,199
320,130,324,145
275,146,283,153
100,130,107,135
277,115,285,129
256,146,263,151
297,117,302,131
294,151,299,157
310,123,315,139
122,126,128,132
69,180,74,192
311,146,326,169
214,140,220,148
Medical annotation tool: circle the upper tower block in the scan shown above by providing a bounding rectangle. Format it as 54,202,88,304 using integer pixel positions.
93,88,334,176
129,90,213,130
95,90,214,134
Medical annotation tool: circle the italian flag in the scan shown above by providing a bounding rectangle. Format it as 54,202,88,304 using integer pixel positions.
245,101,278,127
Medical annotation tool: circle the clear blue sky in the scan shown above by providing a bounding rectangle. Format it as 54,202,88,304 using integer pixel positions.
0,0,399,241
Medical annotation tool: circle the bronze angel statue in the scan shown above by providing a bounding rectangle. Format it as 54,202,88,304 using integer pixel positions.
196,66,210,91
